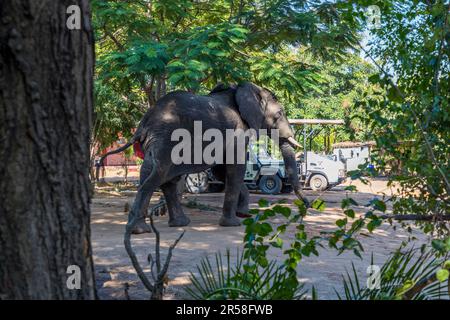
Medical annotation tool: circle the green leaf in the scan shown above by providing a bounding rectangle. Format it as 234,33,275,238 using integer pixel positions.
258,199,269,208
445,238,450,251
125,54,141,65
344,185,357,192
443,260,450,269
341,198,358,209
367,219,382,232
336,218,347,228
271,238,283,248
353,249,362,259
264,209,276,217
145,47,157,58
436,269,449,282
257,256,269,267
387,86,403,103
371,199,387,212
187,59,208,71
311,199,326,211
432,239,446,253
167,60,185,68
368,73,380,84
344,209,355,219
259,223,273,236
296,231,307,241
294,199,307,215
206,42,221,49
168,72,184,85
280,207,292,218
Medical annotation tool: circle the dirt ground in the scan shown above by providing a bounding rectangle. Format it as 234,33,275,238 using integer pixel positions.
91,177,429,300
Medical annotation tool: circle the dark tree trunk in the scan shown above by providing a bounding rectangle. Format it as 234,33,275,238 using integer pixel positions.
0,1,96,299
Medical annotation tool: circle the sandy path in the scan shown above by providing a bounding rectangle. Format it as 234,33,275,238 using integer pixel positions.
91,178,428,300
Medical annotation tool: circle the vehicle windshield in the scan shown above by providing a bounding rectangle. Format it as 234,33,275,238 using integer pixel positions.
248,140,282,160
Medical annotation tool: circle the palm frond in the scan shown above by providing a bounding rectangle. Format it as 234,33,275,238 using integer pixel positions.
184,249,306,300
337,247,449,300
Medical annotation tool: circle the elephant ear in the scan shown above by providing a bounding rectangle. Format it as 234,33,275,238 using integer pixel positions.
235,82,266,130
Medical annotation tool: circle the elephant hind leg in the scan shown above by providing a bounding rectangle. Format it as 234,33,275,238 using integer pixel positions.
128,157,164,234
161,177,191,227
130,157,153,234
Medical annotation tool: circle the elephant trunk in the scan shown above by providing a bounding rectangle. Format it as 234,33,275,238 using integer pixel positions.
279,138,309,207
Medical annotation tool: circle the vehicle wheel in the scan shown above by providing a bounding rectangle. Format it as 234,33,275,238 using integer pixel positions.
258,175,282,194
280,184,293,194
309,174,328,192
185,172,209,194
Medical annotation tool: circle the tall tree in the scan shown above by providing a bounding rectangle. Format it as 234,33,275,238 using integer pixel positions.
332,0,449,240
91,0,359,149
0,1,96,299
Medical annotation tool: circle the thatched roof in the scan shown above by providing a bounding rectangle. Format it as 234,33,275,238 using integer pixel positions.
332,141,376,148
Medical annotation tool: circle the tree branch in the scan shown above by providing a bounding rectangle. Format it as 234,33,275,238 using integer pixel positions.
124,217,154,292
159,230,185,280
124,198,184,299
377,214,450,221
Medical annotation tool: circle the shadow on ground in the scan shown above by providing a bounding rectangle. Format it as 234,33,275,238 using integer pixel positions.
91,178,429,300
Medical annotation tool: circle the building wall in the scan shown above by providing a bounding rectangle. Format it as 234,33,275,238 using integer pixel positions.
97,138,141,166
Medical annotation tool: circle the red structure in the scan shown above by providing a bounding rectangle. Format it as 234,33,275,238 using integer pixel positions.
99,138,141,166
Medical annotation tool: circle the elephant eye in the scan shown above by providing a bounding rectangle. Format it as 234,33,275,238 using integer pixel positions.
270,92,278,101
274,111,282,120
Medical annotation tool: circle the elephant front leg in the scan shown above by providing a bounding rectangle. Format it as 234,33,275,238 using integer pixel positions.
161,177,191,227
220,164,246,226
236,184,251,218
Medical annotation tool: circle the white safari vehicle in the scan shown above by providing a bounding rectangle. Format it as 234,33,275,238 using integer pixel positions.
299,151,346,191
185,119,350,194
289,119,348,191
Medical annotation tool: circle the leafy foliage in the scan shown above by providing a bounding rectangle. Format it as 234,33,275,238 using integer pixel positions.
91,0,361,149
167,23,250,90
185,198,319,299
336,0,450,236
292,53,378,148
94,80,143,150
337,247,450,300
185,250,306,300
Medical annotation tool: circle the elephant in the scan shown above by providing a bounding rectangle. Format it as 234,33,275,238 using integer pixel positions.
98,82,308,234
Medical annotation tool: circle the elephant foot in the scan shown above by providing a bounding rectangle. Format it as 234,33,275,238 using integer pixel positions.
169,215,191,227
131,218,152,234
236,212,252,218
219,215,241,227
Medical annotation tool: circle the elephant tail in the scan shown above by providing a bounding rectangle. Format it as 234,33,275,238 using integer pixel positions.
95,137,136,181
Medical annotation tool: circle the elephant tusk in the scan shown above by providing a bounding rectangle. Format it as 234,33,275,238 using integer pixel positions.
287,137,302,149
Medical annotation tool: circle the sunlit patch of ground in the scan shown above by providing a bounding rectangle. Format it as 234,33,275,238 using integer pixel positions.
91,178,430,300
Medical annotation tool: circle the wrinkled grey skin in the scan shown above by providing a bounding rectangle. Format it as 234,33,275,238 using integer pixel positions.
102,82,307,234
